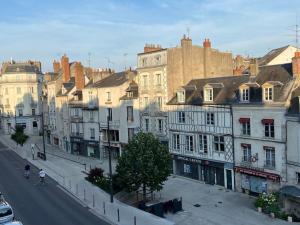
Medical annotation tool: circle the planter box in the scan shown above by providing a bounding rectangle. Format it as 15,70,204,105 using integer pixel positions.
288,216,293,222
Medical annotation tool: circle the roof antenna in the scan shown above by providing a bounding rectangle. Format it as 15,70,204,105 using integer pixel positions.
186,26,190,38
123,53,128,71
88,52,91,68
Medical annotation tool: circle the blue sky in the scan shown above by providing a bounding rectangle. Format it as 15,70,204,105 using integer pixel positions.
0,0,299,72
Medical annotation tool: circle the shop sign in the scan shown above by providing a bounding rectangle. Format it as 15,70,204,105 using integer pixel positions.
235,166,280,181
173,155,202,164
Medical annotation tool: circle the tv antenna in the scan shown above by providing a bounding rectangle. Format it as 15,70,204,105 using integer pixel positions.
88,52,91,68
123,53,128,70
186,26,190,38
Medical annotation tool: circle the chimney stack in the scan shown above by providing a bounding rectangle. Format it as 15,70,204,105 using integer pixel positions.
249,58,259,76
144,44,162,53
292,51,300,79
74,62,85,90
203,38,211,48
53,60,60,73
61,54,70,83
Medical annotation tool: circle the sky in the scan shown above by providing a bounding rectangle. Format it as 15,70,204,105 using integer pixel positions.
0,0,299,72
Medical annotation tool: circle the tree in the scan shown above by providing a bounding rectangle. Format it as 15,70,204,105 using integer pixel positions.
116,132,171,202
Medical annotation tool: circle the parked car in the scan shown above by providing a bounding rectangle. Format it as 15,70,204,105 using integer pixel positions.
0,193,14,224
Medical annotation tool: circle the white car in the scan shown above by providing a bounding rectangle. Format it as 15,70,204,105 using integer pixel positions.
0,195,14,224
4,223,23,225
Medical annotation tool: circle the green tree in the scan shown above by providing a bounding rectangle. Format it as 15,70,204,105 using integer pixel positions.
116,132,171,202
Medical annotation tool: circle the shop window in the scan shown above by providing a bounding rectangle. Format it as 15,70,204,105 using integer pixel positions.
214,136,225,152
32,121,38,128
206,113,214,125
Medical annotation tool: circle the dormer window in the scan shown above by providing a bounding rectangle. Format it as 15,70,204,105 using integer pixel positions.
240,88,249,102
127,91,133,98
177,91,185,103
204,88,213,102
264,87,273,101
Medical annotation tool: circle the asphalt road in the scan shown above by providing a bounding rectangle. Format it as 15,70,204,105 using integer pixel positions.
0,141,111,225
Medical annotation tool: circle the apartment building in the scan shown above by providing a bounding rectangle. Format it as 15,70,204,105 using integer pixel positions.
0,61,43,135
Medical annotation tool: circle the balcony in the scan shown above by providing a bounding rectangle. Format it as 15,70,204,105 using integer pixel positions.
100,120,120,129
70,115,83,122
70,132,83,138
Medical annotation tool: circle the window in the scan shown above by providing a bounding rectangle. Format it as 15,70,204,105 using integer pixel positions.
214,136,225,151
206,113,214,125
90,128,95,140
142,58,147,67
74,108,79,116
128,128,134,141
156,96,162,110
32,109,35,116
264,121,274,138
142,75,148,88
240,119,251,136
29,87,34,93
265,147,275,168
107,108,112,121
158,119,163,133
199,134,208,153
241,88,249,102
144,97,149,109
178,112,185,123
264,87,273,101
185,135,194,152
177,91,185,103
145,118,149,131
204,88,213,102
297,172,300,184
127,91,133,98
5,88,8,95
127,106,133,122
17,98,22,104
103,130,119,142
155,55,161,64
17,87,21,94
173,134,180,150
242,144,251,162
106,92,111,102
89,111,94,121
156,74,161,86
18,109,23,116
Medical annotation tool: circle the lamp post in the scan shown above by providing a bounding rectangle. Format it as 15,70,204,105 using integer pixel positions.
41,94,46,161
107,115,113,203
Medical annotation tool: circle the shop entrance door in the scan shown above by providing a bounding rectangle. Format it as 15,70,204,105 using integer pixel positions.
226,169,232,190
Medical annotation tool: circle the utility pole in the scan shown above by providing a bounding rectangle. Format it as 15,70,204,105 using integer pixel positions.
107,115,113,203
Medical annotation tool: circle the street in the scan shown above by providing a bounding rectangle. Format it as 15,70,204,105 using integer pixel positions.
0,141,111,225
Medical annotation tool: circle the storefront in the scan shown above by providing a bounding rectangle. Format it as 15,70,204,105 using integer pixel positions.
70,137,84,156
83,140,100,158
235,166,280,194
173,155,234,190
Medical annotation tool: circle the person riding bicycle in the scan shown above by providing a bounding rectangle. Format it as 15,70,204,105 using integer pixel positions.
24,164,30,179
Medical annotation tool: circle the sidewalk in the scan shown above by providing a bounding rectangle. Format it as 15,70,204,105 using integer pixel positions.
0,135,173,225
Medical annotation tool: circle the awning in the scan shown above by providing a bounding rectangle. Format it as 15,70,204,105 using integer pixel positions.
239,118,250,123
234,166,280,181
261,119,274,124
279,186,300,198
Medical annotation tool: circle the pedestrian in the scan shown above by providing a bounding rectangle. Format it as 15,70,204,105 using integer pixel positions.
31,144,35,160
24,164,30,179
39,169,46,184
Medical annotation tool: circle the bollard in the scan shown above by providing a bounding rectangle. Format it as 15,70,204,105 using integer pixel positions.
69,180,71,190
92,194,95,207
134,216,136,225
63,177,65,186
84,164,86,171
90,164,91,171
103,202,106,215
76,184,78,195
117,209,120,222
84,189,86,201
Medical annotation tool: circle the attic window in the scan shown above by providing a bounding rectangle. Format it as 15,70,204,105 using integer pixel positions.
177,91,185,103
264,87,273,101
127,91,133,98
204,88,213,102
240,88,249,102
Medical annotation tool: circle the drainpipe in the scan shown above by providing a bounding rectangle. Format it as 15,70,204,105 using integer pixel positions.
230,105,236,191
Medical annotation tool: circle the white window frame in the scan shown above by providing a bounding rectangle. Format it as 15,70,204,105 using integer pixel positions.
185,135,194,152
90,128,95,140
156,73,161,86
242,145,251,162
204,88,213,102
214,136,225,152
173,133,180,151
177,91,185,103
264,87,273,101
145,118,149,132
156,96,163,110
206,112,214,125
158,119,163,133
178,111,185,123
240,88,249,102
199,134,208,153
106,92,111,102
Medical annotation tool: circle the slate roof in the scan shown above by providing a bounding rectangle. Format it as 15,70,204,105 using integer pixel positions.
258,45,290,66
168,63,294,106
120,81,139,100
4,63,40,74
87,71,137,88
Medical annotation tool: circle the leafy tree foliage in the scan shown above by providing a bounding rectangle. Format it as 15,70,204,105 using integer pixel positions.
116,132,171,201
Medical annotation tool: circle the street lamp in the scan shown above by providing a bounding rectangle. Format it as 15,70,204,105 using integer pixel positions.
107,115,113,203
40,94,46,161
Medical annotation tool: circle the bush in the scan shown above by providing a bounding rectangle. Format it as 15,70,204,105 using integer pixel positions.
87,167,104,183
11,126,28,145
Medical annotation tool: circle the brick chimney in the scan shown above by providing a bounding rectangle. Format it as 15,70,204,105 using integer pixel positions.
203,38,211,48
144,44,162,53
181,34,192,48
292,51,300,78
74,62,85,90
249,58,259,76
53,60,60,73
61,54,70,83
